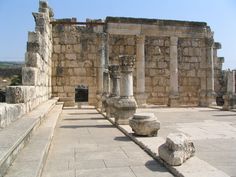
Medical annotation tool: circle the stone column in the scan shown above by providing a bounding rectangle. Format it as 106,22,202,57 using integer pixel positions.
199,37,216,106
109,65,120,97
101,69,109,112
96,34,106,108
223,70,236,110
114,55,137,125
105,65,120,118
135,35,147,106
168,36,179,107
206,38,216,106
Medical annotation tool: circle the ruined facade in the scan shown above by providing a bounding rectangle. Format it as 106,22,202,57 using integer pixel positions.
1,1,225,110
51,16,224,107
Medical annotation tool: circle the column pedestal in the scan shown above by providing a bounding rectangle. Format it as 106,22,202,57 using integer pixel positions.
105,65,120,118
223,70,236,110
135,93,148,107
114,55,137,125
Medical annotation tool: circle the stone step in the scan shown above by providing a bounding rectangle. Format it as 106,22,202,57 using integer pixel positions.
0,98,59,177
3,102,63,177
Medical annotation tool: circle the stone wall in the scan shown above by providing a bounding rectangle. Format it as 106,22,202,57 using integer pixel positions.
106,17,223,106
145,36,170,105
177,38,203,105
51,20,103,106
0,1,53,129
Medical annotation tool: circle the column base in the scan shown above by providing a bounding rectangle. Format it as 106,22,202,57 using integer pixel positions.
168,94,179,107
96,93,103,109
105,96,119,118
113,97,137,125
101,93,109,113
135,93,148,107
199,90,216,107
222,94,236,111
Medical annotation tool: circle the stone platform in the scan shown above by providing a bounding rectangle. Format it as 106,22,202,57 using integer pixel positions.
108,107,235,177
41,108,173,177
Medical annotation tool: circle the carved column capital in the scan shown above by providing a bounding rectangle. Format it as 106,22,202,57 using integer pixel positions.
170,36,178,46
136,35,145,44
119,55,136,72
205,37,214,47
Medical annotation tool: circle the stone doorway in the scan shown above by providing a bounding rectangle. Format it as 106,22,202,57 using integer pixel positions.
75,85,88,102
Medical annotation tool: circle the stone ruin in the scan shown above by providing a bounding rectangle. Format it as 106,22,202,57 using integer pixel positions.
0,1,235,172
50,11,224,108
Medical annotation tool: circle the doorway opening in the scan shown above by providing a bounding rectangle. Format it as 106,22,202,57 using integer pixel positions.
75,85,88,102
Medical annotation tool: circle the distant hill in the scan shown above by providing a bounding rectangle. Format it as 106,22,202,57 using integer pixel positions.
0,61,24,69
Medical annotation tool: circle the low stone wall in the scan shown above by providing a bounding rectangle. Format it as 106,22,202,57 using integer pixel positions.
0,103,26,129
0,1,54,129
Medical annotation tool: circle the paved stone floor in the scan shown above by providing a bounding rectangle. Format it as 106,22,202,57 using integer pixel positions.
137,107,236,177
41,108,173,177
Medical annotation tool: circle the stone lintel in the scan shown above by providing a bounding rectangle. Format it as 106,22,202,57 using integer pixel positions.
106,16,207,27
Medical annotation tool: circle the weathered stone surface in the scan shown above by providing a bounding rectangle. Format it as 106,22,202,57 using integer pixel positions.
6,86,26,104
158,133,195,166
113,97,137,125
22,67,38,86
129,113,160,136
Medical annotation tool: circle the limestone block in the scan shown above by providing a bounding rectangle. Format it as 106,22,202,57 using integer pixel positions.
28,31,42,43
22,67,38,86
65,54,76,60
25,52,42,68
65,45,73,53
27,42,40,53
0,103,26,128
6,86,26,104
54,45,61,53
158,133,195,166
129,113,160,136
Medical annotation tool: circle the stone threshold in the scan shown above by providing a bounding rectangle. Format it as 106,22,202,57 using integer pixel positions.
0,98,59,177
97,109,230,177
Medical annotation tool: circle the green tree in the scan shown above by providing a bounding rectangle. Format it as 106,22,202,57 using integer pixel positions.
10,74,22,86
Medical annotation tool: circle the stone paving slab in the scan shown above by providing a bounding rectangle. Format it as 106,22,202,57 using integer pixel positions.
41,108,173,177
4,102,63,177
0,98,58,177
101,107,236,177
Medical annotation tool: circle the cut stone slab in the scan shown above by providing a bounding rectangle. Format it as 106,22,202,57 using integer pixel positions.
129,113,160,136
4,102,63,177
158,133,195,166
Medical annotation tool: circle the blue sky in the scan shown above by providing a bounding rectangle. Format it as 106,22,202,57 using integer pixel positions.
0,0,235,69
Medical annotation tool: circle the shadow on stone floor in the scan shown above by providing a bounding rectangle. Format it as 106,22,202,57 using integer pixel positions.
113,136,131,142
60,124,114,129
145,161,169,173
63,118,105,121
68,112,99,115
213,114,236,117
